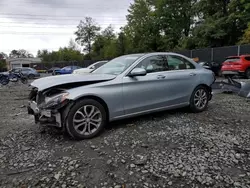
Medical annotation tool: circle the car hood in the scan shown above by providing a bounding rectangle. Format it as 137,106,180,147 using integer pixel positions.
74,68,92,73
30,73,116,91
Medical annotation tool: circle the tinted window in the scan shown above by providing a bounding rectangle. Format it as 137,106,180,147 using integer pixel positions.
136,55,169,73
22,68,30,71
167,55,195,70
63,66,71,70
245,56,250,61
94,62,106,69
225,57,240,62
12,68,20,73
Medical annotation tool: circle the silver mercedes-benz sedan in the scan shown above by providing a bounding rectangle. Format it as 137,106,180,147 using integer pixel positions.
27,53,215,139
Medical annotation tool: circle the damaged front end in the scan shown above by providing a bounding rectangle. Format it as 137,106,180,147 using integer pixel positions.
27,87,70,128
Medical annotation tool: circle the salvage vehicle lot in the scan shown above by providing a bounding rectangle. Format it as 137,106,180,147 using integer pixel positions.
0,82,250,188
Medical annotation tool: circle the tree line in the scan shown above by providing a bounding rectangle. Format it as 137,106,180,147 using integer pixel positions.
1,0,250,64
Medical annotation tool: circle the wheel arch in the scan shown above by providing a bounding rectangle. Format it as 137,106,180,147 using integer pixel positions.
199,84,212,92
73,95,110,121
190,84,212,102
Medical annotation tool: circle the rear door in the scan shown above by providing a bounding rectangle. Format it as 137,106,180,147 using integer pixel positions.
165,55,199,104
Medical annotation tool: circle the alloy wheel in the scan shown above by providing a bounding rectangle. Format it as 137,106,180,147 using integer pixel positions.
73,105,102,136
194,89,208,110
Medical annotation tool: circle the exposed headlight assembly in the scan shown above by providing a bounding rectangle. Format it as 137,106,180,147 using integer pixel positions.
42,92,69,109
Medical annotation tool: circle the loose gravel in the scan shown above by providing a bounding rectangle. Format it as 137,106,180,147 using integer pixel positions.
0,81,250,188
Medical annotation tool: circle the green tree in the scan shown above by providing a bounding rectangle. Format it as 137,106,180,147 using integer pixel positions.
125,0,160,52
9,49,33,58
75,17,101,54
153,0,196,50
68,38,81,51
0,52,7,70
91,25,118,59
190,0,248,48
239,24,250,44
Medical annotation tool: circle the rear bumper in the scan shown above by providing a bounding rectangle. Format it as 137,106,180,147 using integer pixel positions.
221,70,245,76
27,101,62,128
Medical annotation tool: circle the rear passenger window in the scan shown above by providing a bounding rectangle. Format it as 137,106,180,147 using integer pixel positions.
245,57,250,61
167,55,195,70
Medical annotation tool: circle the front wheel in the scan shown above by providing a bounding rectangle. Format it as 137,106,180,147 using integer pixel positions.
65,99,107,140
189,86,209,113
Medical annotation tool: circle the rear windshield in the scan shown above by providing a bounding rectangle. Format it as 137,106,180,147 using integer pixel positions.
225,57,240,62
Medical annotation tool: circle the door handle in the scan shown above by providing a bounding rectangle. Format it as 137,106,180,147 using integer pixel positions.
157,75,166,79
189,73,196,76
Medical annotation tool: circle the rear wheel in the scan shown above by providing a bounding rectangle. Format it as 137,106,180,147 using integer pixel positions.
65,99,107,140
21,77,28,84
245,68,250,79
189,86,209,113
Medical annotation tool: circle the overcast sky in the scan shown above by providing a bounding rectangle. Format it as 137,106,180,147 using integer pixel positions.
0,0,134,56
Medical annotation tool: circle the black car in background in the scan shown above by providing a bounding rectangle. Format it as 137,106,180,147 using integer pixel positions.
198,61,222,76
10,67,40,79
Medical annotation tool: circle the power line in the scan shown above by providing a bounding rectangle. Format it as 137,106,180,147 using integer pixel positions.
0,31,73,35
0,24,124,28
0,21,126,26
0,16,126,21
0,25,77,28
0,13,126,19
0,3,128,10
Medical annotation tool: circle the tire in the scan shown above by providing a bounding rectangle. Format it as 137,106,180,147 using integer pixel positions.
65,99,107,140
0,77,9,85
28,74,35,79
245,68,250,79
21,78,28,84
217,70,222,77
189,85,209,113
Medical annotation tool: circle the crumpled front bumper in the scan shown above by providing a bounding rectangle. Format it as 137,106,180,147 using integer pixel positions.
27,101,62,127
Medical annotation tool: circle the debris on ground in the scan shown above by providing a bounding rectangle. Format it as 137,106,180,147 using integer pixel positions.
0,81,250,187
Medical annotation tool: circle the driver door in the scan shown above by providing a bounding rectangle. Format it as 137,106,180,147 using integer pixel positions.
122,55,172,115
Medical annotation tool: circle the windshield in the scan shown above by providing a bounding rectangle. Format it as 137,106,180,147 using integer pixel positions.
92,54,143,75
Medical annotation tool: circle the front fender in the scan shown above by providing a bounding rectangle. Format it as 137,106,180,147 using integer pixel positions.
65,85,124,120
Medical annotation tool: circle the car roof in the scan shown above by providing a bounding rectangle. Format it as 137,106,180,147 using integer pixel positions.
227,55,250,58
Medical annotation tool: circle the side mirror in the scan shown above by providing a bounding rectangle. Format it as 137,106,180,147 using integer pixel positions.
128,68,147,77
203,65,211,70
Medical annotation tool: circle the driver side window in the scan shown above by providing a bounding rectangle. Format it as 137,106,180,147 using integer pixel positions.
135,55,169,73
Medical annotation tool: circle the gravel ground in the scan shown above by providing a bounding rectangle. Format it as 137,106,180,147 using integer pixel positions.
0,80,250,188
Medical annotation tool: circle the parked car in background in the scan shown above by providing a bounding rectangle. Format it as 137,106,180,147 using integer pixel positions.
9,67,40,79
73,61,108,74
27,52,215,140
198,61,222,76
47,67,61,74
54,66,81,75
221,55,250,79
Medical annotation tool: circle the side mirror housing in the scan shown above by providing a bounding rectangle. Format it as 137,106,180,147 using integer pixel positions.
128,68,147,77
203,65,211,70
